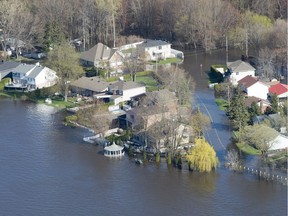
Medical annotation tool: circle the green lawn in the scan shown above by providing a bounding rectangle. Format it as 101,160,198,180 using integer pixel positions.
151,58,183,65
236,142,261,155
215,98,228,111
106,71,160,92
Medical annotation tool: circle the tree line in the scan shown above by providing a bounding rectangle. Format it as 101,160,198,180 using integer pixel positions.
0,0,286,56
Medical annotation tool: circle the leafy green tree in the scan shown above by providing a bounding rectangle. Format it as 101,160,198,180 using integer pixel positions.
186,138,219,172
47,42,84,101
238,124,278,155
226,86,249,130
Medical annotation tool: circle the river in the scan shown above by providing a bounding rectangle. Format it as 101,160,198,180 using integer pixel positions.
0,49,287,216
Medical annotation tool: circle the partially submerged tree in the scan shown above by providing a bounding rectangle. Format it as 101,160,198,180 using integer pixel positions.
47,42,84,101
186,138,219,172
225,149,240,170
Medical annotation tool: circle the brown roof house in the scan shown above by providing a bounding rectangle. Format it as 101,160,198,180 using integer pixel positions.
238,75,269,100
80,43,124,69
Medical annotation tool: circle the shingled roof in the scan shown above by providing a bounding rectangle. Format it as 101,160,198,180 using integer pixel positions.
269,83,288,96
71,76,109,93
80,43,116,62
227,60,255,73
238,75,269,88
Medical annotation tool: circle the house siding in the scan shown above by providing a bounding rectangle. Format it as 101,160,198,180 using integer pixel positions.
122,86,146,101
247,82,269,100
231,70,255,85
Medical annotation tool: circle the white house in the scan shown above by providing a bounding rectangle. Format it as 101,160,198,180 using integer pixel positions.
108,80,146,105
137,39,172,61
238,75,269,100
227,60,256,85
269,134,288,151
6,63,58,90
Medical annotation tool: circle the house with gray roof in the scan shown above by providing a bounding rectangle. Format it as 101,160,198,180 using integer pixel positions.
70,76,109,97
227,60,256,85
5,63,58,91
80,42,124,69
0,61,21,80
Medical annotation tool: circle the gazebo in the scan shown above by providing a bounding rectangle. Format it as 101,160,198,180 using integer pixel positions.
104,142,125,157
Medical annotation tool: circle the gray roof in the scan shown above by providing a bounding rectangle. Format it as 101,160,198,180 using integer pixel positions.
142,39,170,48
80,43,116,63
71,76,109,92
227,60,255,73
0,61,21,73
109,80,145,91
12,64,36,74
27,66,43,78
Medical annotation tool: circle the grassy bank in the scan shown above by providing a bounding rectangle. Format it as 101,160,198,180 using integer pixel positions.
215,98,228,111
235,142,261,155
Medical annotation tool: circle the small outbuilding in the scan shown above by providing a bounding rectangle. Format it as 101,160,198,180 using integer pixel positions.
104,142,125,157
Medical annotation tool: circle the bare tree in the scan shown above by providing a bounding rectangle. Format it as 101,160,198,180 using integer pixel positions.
257,47,276,80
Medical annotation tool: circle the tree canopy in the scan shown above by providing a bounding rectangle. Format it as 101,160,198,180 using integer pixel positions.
186,138,219,172
46,42,84,101
238,124,278,155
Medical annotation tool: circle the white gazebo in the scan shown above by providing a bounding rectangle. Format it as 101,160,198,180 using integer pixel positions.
104,142,125,157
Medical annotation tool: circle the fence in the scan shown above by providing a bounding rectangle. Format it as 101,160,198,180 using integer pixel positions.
234,165,287,186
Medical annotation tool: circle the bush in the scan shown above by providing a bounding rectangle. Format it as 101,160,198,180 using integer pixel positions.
0,78,11,90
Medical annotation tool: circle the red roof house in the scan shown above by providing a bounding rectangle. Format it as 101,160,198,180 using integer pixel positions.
269,83,288,98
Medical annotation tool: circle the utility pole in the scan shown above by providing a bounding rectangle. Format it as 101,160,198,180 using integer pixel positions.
226,35,228,63
245,30,248,58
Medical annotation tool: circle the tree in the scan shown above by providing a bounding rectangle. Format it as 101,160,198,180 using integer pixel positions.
158,65,195,106
186,138,219,172
226,86,249,130
238,124,278,155
96,0,122,47
190,108,211,138
225,149,240,170
257,47,276,79
265,94,279,115
248,101,261,124
0,0,36,58
47,42,84,101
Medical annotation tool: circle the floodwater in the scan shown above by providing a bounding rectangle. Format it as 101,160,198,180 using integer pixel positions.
0,49,287,216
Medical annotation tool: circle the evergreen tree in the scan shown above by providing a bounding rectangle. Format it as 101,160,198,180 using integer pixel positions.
248,101,261,124
267,93,279,114
226,86,249,130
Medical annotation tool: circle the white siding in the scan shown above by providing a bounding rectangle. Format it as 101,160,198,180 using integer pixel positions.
231,70,255,85
247,82,269,100
122,86,146,101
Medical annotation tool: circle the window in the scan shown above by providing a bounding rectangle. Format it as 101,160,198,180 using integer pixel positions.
159,46,162,50
236,72,239,75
